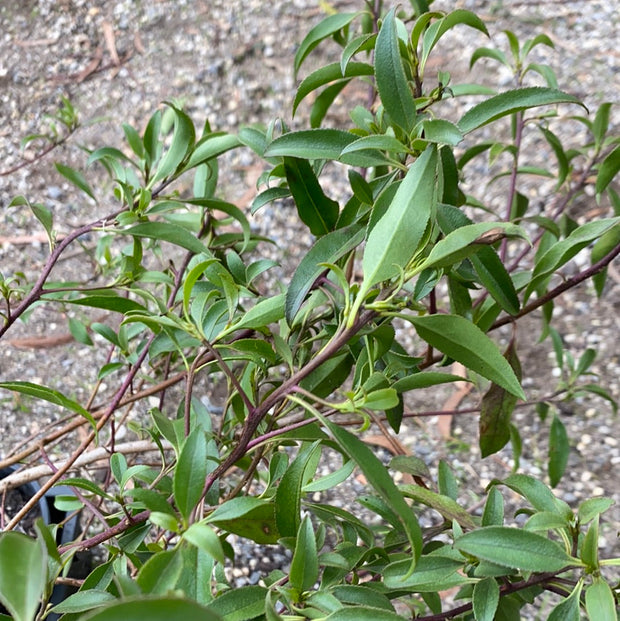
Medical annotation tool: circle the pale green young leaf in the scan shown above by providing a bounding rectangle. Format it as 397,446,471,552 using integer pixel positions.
458,87,585,135
383,555,469,591
183,133,241,171
580,516,599,570
548,580,582,621
578,497,614,524
422,119,464,146
136,549,183,595
220,293,285,336
207,585,267,621
182,523,226,564
0,533,47,621
151,104,195,183
585,578,616,621
361,145,438,291
122,221,209,254
408,315,525,400
374,9,417,132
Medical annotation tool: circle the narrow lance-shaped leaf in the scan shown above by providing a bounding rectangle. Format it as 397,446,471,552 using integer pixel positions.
361,145,438,293
595,144,620,196
374,9,417,132
458,87,585,135
548,413,569,487
122,222,208,255
317,415,423,565
409,314,525,400
289,515,319,596
479,339,522,458
286,223,365,323
454,526,575,572
472,577,500,621
585,577,617,621
55,163,96,200
173,428,208,522
294,12,361,77
284,157,339,236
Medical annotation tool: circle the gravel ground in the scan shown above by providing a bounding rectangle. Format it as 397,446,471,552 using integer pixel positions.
1,0,619,611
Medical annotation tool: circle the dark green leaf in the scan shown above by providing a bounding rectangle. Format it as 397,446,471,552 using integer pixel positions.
208,498,279,545
80,597,220,621
289,515,319,595
284,157,339,236
293,62,373,116
454,526,574,571
548,581,582,621
458,87,585,135
173,428,208,521
479,340,521,457
393,372,469,393
481,487,504,526
50,590,116,615
122,221,208,254
596,145,620,195
184,133,241,170
470,246,520,315
374,9,417,132
294,13,361,77
548,414,569,487
136,549,183,595
501,474,568,515
55,163,96,200
325,607,405,621
409,315,525,399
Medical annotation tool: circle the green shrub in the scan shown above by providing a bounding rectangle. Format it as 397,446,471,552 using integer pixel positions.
0,2,618,620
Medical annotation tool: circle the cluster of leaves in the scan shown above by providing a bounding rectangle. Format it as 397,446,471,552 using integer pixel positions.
0,1,619,620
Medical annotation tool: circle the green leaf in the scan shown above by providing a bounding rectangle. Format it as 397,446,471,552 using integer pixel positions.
207,585,267,621
136,549,184,595
79,597,221,621
9,196,54,250
419,222,528,271
68,317,94,346
454,526,574,572
422,119,463,146
548,413,569,487
290,515,319,595
458,87,585,134
325,608,409,621
340,134,409,155
408,315,525,400
470,246,520,316
481,487,504,526
361,145,438,291
420,10,489,74
596,145,620,195
286,223,365,323
284,157,339,236
265,129,386,167
49,590,116,615
221,293,285,335
580,516,599,569
374,9,417,132
578,497,614,524
528,218,619,296
122,222,208,255
400,484,477,530
65,295,146,314
393,372,469,393
318,417,423,564
585,578,616,621
182,523,226,565
151,104,196,183
0,533,47,621
479,340,521,457
184,133,241,171
331,585,394,611
383,555,469,591
0,381,95,429
472,577,500,621
207,497,279,544
548,580,582,621
389,455,431,481
173,428,208,521
276,442,321,538
293,62,374,116
294,12,361,77
55,162,96,200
